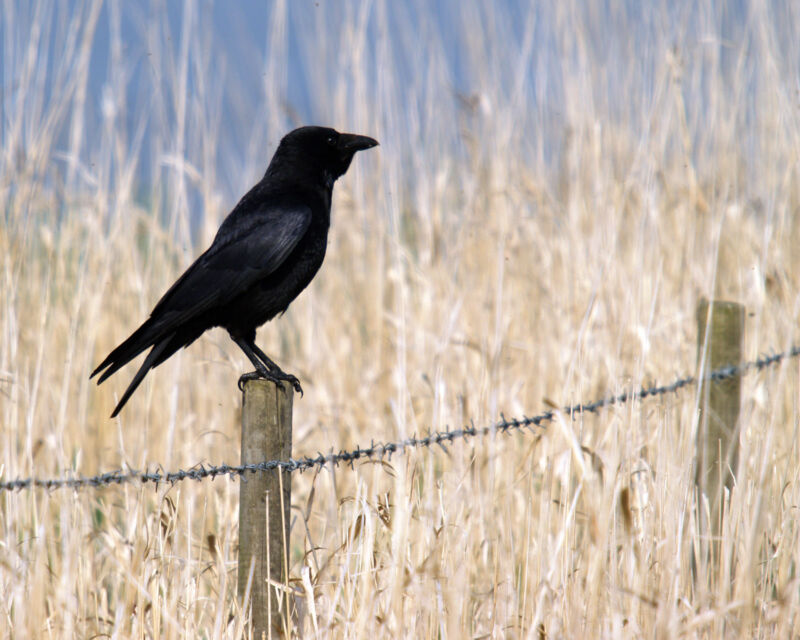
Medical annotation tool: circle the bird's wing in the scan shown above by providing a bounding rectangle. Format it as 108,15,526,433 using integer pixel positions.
90,198,312,386
150,200,312,325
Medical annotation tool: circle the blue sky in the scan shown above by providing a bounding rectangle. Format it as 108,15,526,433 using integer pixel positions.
2,0,784,212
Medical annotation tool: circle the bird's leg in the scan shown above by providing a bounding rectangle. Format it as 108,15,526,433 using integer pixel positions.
233,336,303,395
250,341,303,395
248,343,283,373
234,341,272,392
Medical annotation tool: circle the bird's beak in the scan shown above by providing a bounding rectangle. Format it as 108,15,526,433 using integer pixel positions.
339,133,379,153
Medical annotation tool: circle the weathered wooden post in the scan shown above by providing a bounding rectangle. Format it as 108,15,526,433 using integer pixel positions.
238,379,293,637
695,298,744,572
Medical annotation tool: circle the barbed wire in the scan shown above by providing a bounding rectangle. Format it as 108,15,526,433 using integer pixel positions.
1,345,798,492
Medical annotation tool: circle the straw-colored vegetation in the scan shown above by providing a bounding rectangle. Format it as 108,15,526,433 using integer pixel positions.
2,1,799,637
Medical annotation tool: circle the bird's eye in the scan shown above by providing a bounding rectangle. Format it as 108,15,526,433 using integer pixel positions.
326,135,337,147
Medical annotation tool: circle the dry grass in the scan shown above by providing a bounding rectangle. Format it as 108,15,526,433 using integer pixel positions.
2,1,800,637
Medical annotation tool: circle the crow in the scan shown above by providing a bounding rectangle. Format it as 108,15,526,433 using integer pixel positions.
91,126,378,417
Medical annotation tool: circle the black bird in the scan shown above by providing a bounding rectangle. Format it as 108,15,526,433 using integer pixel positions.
91,126,378,417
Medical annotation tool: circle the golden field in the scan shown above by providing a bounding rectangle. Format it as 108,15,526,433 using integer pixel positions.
1,1,799,637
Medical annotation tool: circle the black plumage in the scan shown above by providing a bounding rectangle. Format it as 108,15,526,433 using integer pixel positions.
91,126,378,417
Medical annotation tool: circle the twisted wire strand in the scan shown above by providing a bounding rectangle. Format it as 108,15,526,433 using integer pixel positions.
2,345,798,492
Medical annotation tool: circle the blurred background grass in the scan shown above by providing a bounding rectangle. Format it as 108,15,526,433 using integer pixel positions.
2,0,799,637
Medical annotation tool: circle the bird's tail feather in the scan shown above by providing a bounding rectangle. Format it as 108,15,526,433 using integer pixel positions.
91,318,163,383
94,320,204,416
109,338,171,418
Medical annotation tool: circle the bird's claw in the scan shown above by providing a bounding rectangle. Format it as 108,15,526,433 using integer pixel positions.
270,371,303,396
284,375,303,397
238,371,261,391
238,370,303,396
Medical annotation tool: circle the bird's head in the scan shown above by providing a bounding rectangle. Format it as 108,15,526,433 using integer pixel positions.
270,126,379,185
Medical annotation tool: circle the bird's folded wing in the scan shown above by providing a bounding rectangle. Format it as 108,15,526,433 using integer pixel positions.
149,201,312,326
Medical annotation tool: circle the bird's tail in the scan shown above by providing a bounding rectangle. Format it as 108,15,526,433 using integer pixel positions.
108,338,171,417
92,319,203,416
91,318,163,384
92,317,171,417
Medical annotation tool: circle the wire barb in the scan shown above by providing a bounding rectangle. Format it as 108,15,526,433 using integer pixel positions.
2,345,798,492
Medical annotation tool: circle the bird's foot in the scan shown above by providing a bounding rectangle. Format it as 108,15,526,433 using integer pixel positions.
238,369,304,396
238,371,261,391
270,369,303,396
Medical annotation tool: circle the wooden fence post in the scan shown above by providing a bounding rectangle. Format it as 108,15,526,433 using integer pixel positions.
695,298,744,569
238,379,293,637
